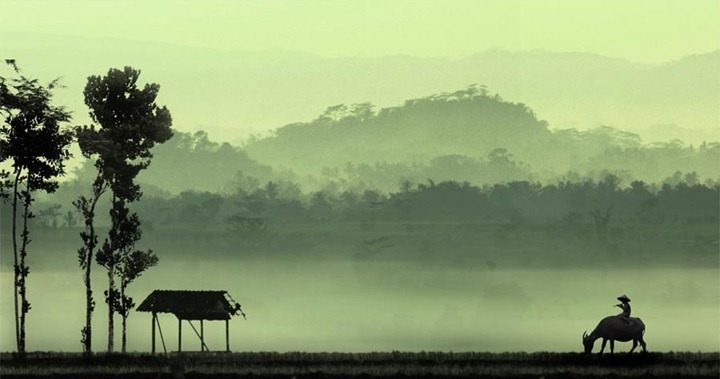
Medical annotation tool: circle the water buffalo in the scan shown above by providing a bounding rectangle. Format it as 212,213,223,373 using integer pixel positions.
582,316,647,354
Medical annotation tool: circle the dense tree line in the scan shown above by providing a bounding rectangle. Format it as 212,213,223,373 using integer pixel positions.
13,173,719,236
124,175,718,231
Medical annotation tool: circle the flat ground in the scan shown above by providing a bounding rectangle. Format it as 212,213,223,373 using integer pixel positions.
1,352,718,378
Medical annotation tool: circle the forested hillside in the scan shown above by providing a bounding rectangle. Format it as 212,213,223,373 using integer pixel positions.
54,86,719,195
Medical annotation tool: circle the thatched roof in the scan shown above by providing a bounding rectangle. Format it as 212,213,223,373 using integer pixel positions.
137,290,239,320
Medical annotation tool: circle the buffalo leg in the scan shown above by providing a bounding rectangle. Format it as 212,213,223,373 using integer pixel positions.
600,338,607,354
630,339,638,353
639,337,647,353
610,340,615,354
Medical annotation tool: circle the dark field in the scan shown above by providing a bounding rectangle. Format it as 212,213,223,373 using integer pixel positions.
1,352,718,378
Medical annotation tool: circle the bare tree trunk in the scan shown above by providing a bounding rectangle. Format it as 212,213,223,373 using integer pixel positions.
83,259,92,354
82,191,101,355
104,193,118,354
119,274,128,353
18,188,31,354
79,180,106,355
107,270,115,353
121,314,127,353
11,170,20,353
81,229,93,354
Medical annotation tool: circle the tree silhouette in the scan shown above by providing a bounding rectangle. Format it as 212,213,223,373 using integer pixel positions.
79,66,172,353
73,173,107,354
0,67,72,354
111,207,159,353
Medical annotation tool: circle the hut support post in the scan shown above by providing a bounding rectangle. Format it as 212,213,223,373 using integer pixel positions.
225,319,230,352
200,320,204,351
178,317,182,352
151,312,156,354
156,315,168,354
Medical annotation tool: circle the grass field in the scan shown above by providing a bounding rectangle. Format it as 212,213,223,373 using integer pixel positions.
1,352,718,378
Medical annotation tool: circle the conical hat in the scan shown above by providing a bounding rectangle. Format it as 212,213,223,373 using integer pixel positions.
617,294,631,302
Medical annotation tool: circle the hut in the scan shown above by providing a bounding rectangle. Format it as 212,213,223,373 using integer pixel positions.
137,290,245,353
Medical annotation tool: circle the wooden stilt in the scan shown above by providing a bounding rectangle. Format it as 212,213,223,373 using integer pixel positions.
187,320,209,351
225,319,230,352
156,316,167,354
151,312,156,354
200,320,204,352
178,317,182,352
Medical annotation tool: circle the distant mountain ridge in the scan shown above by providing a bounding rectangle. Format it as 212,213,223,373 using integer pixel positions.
238,85,718,190
3,33,718,143
243,86,629,173
60,86,717,196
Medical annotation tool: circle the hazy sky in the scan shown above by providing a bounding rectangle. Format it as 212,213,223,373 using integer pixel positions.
1,0,717,146
2,0,718,62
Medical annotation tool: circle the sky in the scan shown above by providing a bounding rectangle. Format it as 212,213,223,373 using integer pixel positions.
0,0,718,145
2,0,718,63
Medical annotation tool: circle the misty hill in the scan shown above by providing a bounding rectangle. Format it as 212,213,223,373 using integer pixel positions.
60,131,280,200
4,33,718,143
244,86,719,184
138,130,281,193
246,86,560,172
451,50,719,143
57,88,718,196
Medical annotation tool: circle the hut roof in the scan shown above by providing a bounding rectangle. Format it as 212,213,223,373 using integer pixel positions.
137,290,239,320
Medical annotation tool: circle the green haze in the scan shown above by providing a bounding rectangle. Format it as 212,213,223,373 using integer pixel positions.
1,1,718,146
2,0,718,61
0,260,718,352
1,0,718,355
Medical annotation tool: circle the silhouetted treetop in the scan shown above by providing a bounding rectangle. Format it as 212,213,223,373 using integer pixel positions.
81,67,172,160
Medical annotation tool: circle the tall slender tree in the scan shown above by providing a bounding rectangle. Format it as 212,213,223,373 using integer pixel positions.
0,71,13,200
0,66,72,354
117,247,158,352
73,171,107,354
78,66,172,352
